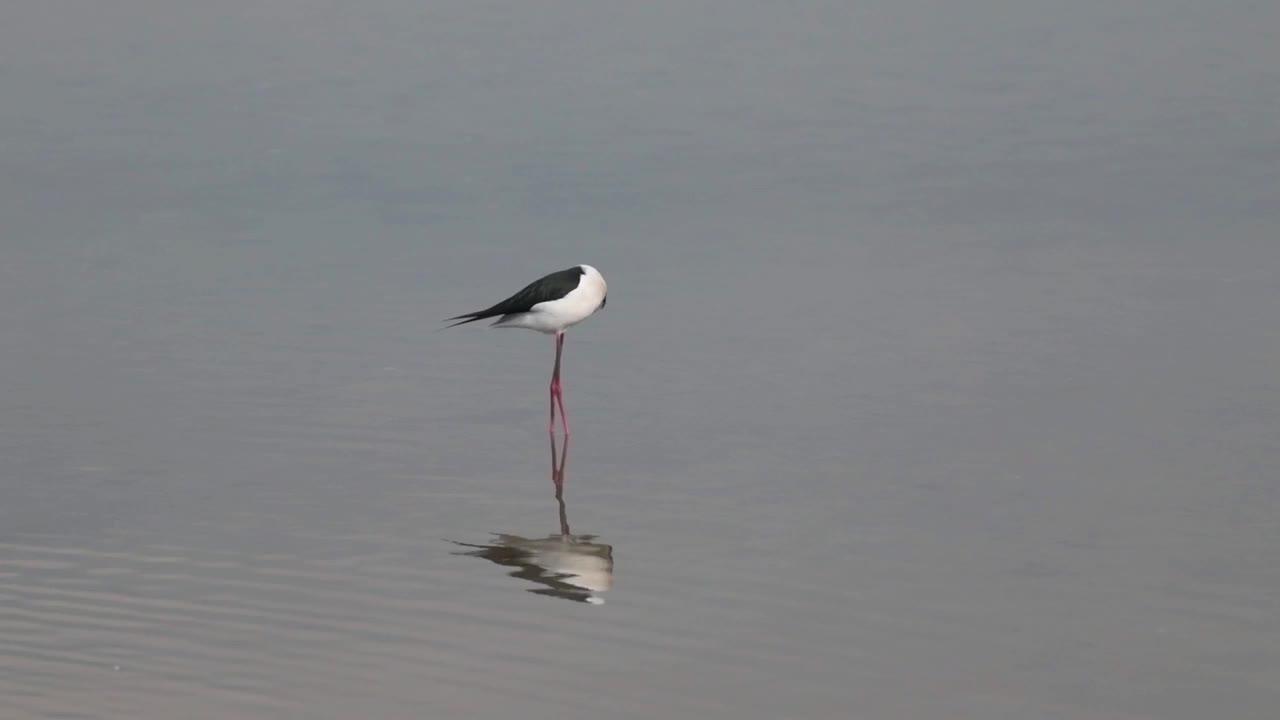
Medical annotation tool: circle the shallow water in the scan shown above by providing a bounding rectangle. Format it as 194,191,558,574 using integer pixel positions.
3,1,1279,718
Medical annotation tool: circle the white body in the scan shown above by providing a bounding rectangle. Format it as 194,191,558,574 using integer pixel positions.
494,264,608,334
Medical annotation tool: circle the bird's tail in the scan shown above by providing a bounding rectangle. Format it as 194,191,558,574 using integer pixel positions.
444,313,485,328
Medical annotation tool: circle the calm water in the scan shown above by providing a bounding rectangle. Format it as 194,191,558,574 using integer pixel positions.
3,1,1279,718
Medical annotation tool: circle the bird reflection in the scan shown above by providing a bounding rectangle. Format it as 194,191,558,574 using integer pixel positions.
451,433,613,604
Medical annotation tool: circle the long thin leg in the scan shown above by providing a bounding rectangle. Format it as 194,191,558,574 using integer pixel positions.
549,331,567,433
549,335,557,432
554,333,570,435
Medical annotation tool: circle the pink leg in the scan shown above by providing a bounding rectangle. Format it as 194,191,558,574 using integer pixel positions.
555,334,570,435
549,332,570,434
549,335,557,432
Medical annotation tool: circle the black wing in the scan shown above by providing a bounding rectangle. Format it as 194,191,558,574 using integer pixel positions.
446,266,585,327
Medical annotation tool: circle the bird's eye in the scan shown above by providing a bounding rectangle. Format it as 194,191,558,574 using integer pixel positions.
601,295,607,308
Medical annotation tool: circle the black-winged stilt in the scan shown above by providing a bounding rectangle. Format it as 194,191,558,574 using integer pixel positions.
447,265,608,434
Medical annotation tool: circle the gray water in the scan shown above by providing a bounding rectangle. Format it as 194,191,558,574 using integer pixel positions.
3,1,1279,718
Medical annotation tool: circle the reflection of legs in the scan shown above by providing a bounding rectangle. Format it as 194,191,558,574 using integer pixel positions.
550,431,570,536
549,332,570,434
550,430,568,491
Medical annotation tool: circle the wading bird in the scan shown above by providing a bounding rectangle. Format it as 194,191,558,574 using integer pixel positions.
447,265,607,434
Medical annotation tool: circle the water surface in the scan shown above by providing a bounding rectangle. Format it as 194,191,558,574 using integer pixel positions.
2,1,1279,718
